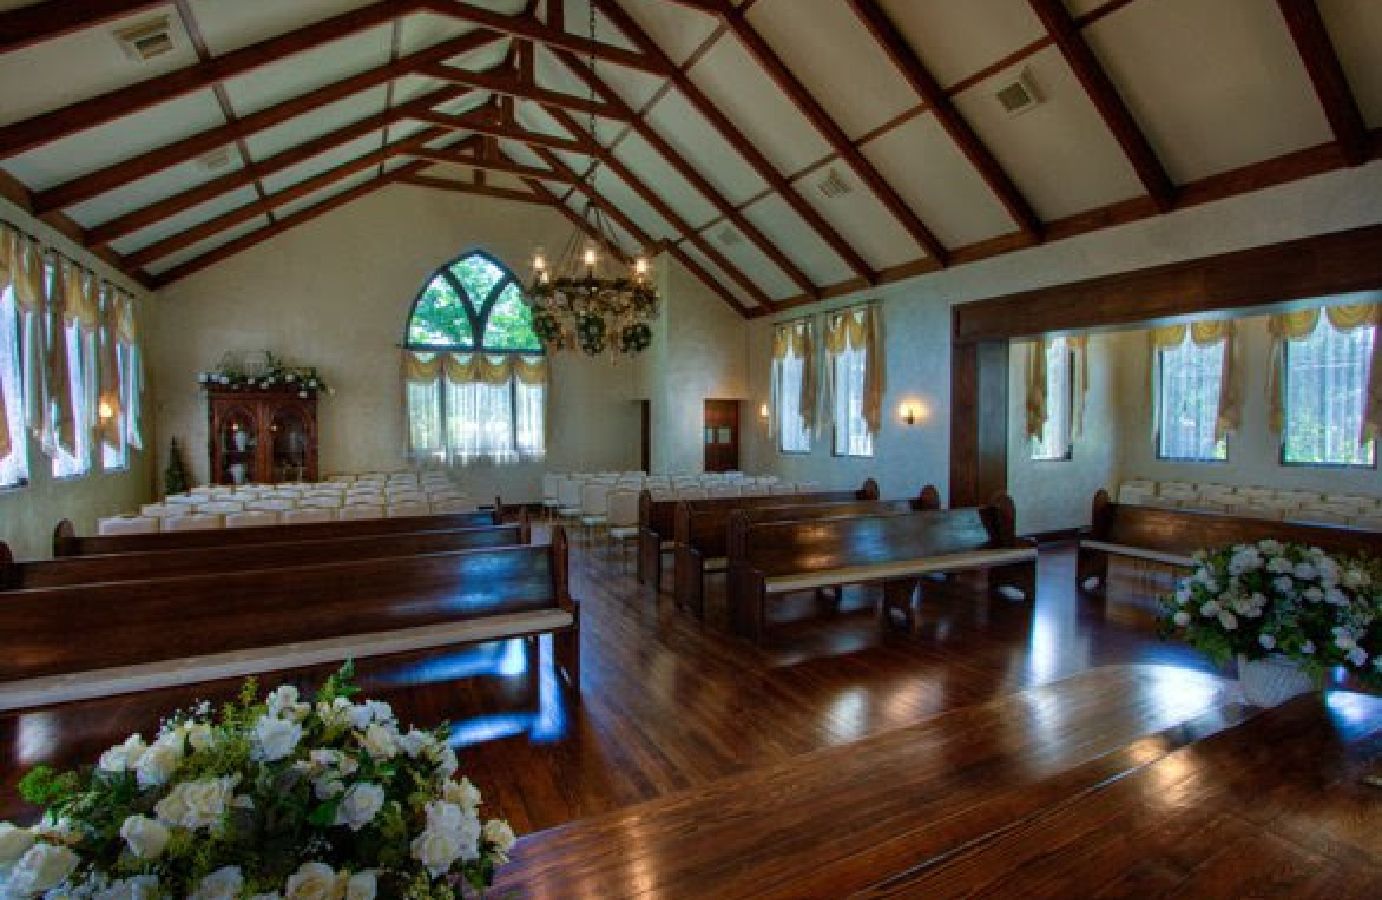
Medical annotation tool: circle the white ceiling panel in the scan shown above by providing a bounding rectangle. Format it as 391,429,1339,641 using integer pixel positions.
563,191,638,257
514,101,583,141
609,0,720,66
793,165,923,270
244,85,389,162
697,222,798,301
438,38,513,73
399,11,478,55
746,0,915,140
387,119,432,143
740,193,854,288
0,4,193,126
188,0,379,55
4,90,225,192
953,46,1144,221
390,73,447,106
1313,0,1382,127
536,44,666,116
611,131,718,229
676,241,755,309
433,91,490,117
588,166,677,242
261,134,382,193
66,154,242,230
112,185,261,256
145,214,271,276
861,113,1015,249
273,169,376,219
558,0,642,52
222,25,391,115
876,0,1046,92
1084,0,1331,183
642,89,766,205
500,140,554,171
688,32,831,176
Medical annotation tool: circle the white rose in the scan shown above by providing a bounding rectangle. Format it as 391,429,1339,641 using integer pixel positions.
1217,610,1238,631
483,818,516,853
344,870,377,900
313,776,344,801
1258,633,1276,650
359,724,396,760
433,744,458,780
119,815,169,859
334,783,385,832
189,866,244,900
94,874,160,900
411,827,464,877
1171,610,1191,627
425,800,466,833
346,705,373,731
442,778,481,812
7,843,79,895
0,822,35,864
316,698,352,729
396,728,431,759
98,734,147,775
155,777,235,831
255,716,303,762
284,862,337,900
365,700,393,724
185,723,215,751
135,737,183,788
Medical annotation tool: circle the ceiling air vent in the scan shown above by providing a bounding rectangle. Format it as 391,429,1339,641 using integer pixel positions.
717,226,743,247
197,146,233,172
816,167,852,199
114,17,177,62
994,69,1042,117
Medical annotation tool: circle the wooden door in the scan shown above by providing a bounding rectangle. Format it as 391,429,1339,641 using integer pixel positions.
703,399,740,472
639,399,651,474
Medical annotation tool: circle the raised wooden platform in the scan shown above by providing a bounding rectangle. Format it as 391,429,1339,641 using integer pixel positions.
494,668,1380,898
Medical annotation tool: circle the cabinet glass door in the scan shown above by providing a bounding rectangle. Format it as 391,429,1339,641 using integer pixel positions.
217,406,258,485
269,407,310,483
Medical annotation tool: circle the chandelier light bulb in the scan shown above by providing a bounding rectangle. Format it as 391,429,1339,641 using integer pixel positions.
584,247,598,268
635,257,649,278
532,249,546,271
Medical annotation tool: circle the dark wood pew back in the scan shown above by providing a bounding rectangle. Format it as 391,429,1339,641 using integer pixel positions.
1078,489,1382,591
51,507,505,557
2,521,529,590
729,496,1035,640
0,531,577,690
637,479,882,586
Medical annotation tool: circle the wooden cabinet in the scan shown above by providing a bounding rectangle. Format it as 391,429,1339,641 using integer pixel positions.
207,387,318,485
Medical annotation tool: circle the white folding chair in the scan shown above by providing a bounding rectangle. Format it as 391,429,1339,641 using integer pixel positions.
162,514,222,532
196,500,245,515
557,477,584,522
301,495,343,509
337,505,384,521
429,497,473,514
225,511,279,528
140,504,178,519
707,484,740,498
580,481,612,541
388,501,431,518
282,508,335,525
605,489,640,568
327,474,356,483
97,516,159,536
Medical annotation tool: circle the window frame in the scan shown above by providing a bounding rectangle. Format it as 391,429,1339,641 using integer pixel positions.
1278,319,1377,470
0,283,28,491
1030,340,1074,463
1154,336,1229,465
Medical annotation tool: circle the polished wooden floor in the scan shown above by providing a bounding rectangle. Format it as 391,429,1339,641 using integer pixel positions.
1,535,1215,828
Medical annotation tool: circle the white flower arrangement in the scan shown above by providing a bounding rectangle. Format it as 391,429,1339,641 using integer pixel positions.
1161,540,1382,688
0,664,514,899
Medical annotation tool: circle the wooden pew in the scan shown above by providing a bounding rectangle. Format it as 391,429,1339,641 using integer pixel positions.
637,479,883,589
1078,489,1382,594
673,485,940,618
2,520,530,589
0,529,579,711
52,503,506,556
728,495,1037,643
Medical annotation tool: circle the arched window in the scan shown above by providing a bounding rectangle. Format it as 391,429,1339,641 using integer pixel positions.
403,252,546,465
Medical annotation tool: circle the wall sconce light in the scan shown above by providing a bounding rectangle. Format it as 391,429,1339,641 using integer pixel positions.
759,403,770,421
97,400,114,421
899,401,926,426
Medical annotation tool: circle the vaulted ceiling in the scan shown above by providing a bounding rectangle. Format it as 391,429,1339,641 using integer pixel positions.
1,0,1378,317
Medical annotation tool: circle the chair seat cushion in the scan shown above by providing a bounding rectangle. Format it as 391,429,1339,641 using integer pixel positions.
609,526,638,539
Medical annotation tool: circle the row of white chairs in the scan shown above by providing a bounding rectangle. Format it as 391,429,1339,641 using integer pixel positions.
96,502,462,536
1117,479,1382,530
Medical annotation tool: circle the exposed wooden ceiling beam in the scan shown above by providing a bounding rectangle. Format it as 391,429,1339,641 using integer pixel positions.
591,0,875,283
411,109,599,155
30,29,501,214
407,146,579,185
720,6,948,264
537,186,633,266
541,103,776,311
0,0,166,54
416,0,669,76
1276,0,1368,167
87,85,475,248
0,0,422,160
413,62,632,121
1027,0,1175,212
152,162,427,288
546,48,808,302
127,128,445,268
397,174,552,206
847,0,1042,242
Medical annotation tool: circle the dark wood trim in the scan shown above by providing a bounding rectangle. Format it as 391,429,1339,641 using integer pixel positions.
399,176,551,206
29,29,501,214
411,110,597,155
413,63,630,122
0,0,419,160
1275,0,1368,166
0,0,165,54
1026,0,1175,212
1025,526,1082,544
948,339,1009,509
846,0,1042,242
407,148,574,185
722,7,949,264
953,222,1382,342
591,0,876,284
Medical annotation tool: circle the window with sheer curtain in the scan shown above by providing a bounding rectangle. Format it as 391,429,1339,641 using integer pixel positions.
404,251,546,465
776,345,811,454
1158,335,1227,462
1283,316,1376,467
1031,338,1073,461
0,284,26,488
51,320,92,478
833,344,873,458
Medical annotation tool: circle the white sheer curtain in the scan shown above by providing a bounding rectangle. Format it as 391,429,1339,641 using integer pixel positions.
1157,334,1226,461
833,344,873,457
1283,316,1375,466
51,321,91,477
445,378,515,464
515,381,546,459
406,378,443,461
775,347,811,453
0,284,26,487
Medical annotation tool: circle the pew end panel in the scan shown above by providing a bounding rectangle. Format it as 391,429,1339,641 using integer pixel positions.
52,519,77,557
917,484,942,510
1078,489,1115,595
550,525,581,702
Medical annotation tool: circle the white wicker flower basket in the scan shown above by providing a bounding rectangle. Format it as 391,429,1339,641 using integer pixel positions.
1237,654,1318,707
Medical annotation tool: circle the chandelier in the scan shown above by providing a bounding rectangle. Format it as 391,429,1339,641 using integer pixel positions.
525,2,660,357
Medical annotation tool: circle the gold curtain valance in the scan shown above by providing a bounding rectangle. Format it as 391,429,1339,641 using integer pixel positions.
13,237,45,313
1267,303,1380,440
823,307,871,354
772,320,812,361
402,350,547,385
0,225,15,294
64,261,99,331
115,292,138,344
511,355,548,385
1150,320,1234,349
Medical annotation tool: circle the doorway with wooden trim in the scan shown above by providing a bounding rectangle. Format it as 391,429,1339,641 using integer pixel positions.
703,399,740,472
